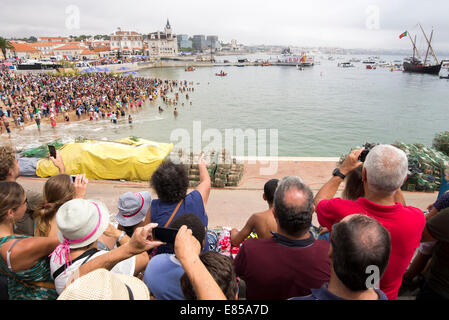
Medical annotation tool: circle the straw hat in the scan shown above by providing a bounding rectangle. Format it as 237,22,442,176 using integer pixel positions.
57,268,150,300
56,199,110,249
115,191,151,227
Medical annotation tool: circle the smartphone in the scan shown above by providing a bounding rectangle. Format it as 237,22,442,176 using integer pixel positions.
153,227,178,244
70,175,77,183
48,145,56,158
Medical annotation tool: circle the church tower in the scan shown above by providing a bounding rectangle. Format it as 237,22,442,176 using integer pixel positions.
164,19,172,39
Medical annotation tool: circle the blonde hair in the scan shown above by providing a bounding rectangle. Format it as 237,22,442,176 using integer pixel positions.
34,174,75,237
0,146,16,181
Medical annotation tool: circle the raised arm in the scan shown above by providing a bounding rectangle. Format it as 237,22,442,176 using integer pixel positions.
50,150,66,174
195,155,211,206
175,225,226,300
0,236,60,272
75,224,163,280
313,148,364,207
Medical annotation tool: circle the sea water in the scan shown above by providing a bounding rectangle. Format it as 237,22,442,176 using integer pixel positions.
6,54,449,157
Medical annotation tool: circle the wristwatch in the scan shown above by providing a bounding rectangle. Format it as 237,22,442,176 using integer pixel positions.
332,168,346,180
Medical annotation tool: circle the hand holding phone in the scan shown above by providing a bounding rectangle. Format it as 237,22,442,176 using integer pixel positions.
153,227,179,245
48,145,56,158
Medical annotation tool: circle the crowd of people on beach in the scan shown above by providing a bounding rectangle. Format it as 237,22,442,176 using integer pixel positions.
0,142,447,301
0,69,195,137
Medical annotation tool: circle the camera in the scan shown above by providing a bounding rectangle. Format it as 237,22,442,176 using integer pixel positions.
358,143,377,162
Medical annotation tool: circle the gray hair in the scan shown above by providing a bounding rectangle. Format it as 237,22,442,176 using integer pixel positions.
273,176,314,236
363,145,408,194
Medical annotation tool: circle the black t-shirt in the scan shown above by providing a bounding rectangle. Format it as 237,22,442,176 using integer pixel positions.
426,207,449,298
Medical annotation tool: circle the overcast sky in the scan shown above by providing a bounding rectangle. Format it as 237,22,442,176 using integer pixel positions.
2,0,449,51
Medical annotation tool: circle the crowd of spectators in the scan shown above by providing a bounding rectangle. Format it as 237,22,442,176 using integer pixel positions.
0,142,447,301
0,69,194,135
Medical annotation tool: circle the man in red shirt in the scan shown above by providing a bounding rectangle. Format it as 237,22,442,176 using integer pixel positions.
314,145,425,300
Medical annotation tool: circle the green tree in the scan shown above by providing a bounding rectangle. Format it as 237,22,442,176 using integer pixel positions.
0,37,13,59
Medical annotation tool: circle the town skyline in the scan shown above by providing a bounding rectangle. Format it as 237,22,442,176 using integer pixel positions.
3,0,449,52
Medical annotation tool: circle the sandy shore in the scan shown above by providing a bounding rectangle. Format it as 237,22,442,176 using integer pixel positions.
17,158,436,229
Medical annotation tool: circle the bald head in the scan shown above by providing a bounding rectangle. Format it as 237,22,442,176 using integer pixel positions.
331,214,391,291
273,176,314,237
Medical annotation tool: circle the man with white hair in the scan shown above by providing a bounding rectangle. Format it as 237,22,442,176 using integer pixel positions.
314,145,425,300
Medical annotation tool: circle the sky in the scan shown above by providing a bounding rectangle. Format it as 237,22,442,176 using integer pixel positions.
2,0,449,52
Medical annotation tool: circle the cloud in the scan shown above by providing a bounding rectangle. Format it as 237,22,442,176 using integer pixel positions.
2,0,449,51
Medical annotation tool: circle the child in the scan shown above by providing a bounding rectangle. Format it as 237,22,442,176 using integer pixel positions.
115,191,152,238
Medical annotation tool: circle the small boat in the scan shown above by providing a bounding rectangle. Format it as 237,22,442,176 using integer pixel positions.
338,62,354,68
215,72,227,76
366,65,377,70
185,66,195,71
16,59,61,70
261,61,272,66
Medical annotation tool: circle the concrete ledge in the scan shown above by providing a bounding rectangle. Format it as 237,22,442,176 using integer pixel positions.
235,156,340,162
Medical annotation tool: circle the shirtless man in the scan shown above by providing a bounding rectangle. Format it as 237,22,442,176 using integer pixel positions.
230,179,279,246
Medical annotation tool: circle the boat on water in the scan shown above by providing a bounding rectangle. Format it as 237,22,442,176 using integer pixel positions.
362,59,376,64
216,71,227,76
185,66,195,71
338,62,354,68
401,24,443,75
16,59,61,70
261,61,272,66
366,65,377,70
277,48,314,67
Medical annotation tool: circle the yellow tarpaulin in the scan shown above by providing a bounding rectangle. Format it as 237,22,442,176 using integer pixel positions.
36,138,173,181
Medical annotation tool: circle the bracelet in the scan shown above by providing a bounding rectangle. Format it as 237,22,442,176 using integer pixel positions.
117,231,126,242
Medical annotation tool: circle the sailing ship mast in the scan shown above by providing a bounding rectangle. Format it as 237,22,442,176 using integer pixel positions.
407,31,422,61
423,29,433,66
419,23,439,65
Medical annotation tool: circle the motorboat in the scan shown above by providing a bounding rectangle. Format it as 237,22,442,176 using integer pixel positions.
215,71,227,76
338,62,354,68
185,66,195,71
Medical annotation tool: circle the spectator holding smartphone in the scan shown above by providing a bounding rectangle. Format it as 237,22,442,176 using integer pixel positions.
143,214,206,300
145,154,211,254
34,174,88,237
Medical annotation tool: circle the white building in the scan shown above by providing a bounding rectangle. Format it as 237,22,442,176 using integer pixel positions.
145,20,178,58
110,28,144,55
